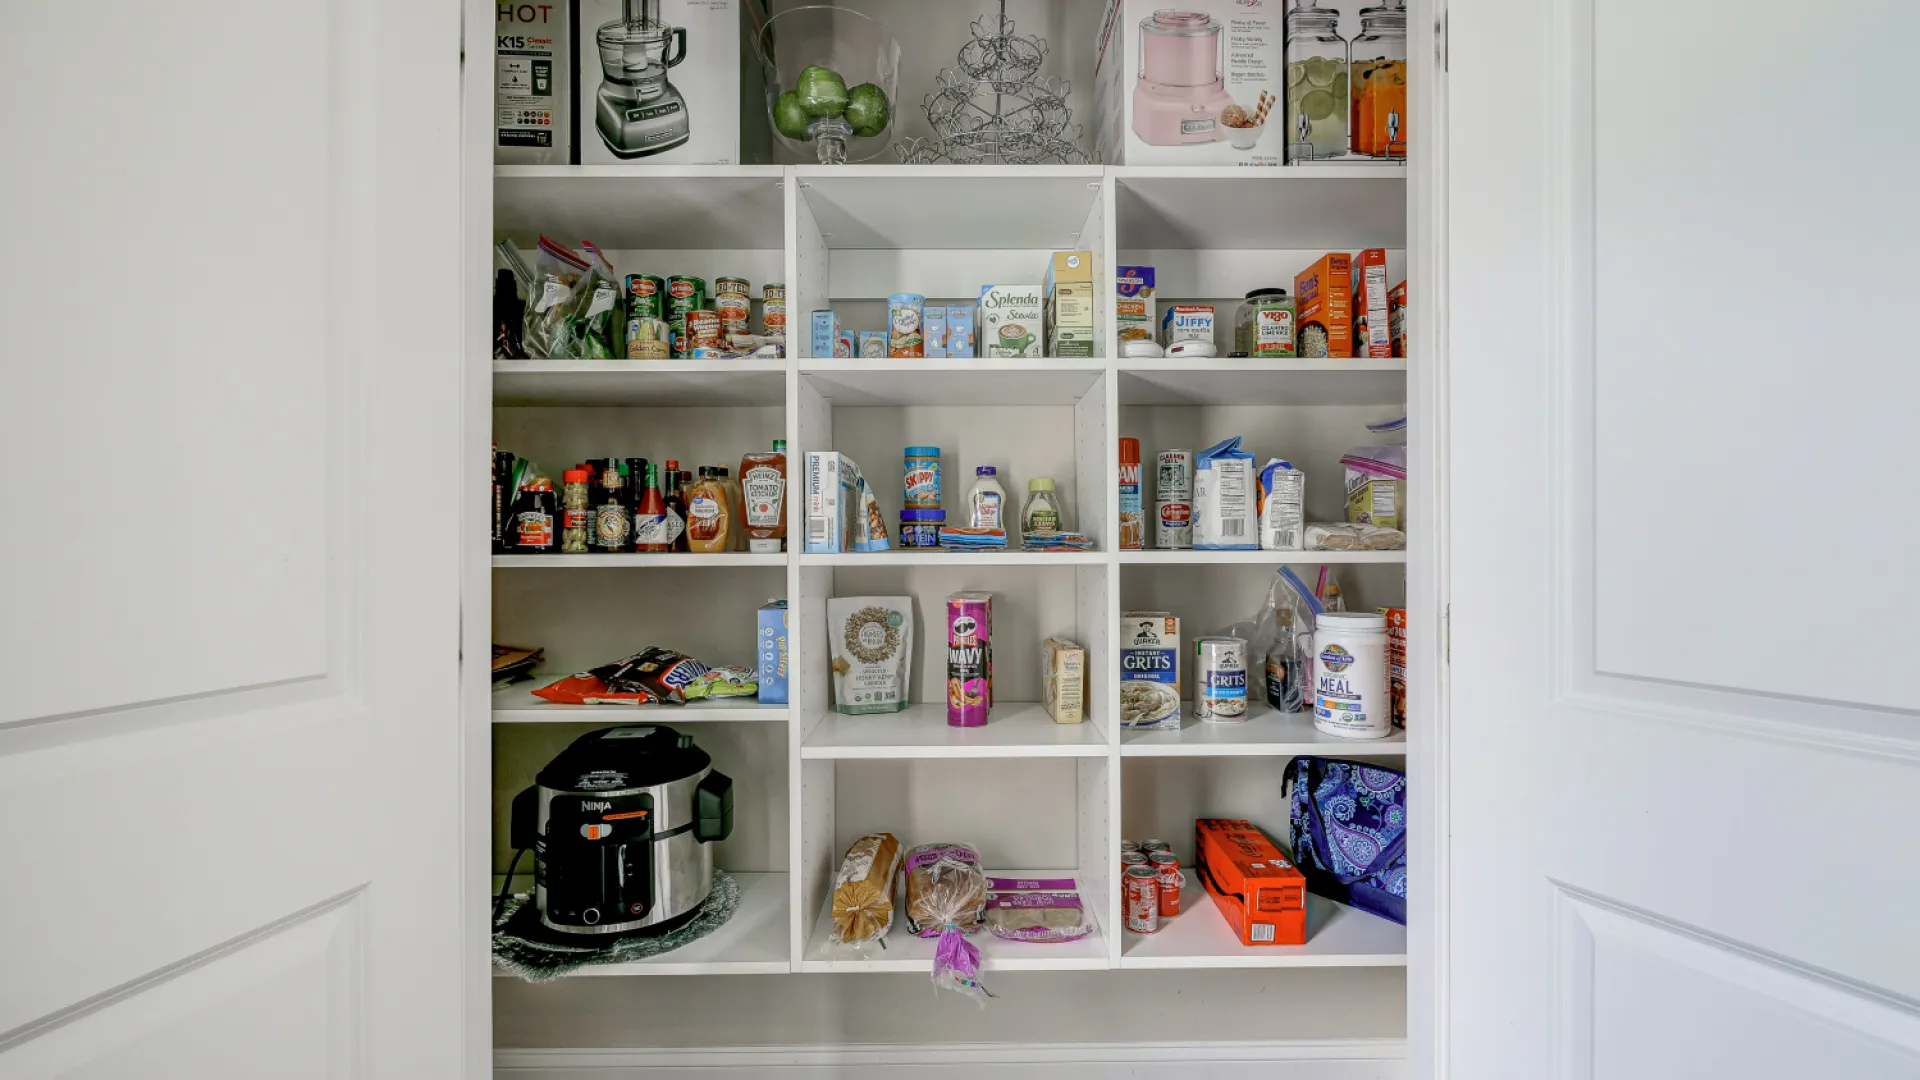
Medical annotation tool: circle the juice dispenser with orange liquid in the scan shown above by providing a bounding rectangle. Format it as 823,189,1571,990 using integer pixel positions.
1350,0,1408,158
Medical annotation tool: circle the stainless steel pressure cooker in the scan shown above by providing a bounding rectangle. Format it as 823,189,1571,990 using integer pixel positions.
509,725,733,936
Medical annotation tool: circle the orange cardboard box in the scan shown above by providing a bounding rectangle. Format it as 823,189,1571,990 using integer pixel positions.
1388,280,1408,358
1377,606,1408,728
1195,818,1306,946
1293,253,1352,359
1351,248,1393,358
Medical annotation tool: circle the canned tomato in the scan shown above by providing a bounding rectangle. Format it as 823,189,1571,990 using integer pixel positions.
715,276,752,338
761,283,787,338
1196,636,1250,722
1139,839,1171,855
1156,500,1193,549
1124,864,1160,934
1148,851,1182,917
666,276,706,358
625,275,665,321
685,309,724,353
1155,450,1193,500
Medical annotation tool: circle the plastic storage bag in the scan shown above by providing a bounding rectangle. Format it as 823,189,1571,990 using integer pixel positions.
524,236,587,359
903,842,989,1003
1223,567,1324,713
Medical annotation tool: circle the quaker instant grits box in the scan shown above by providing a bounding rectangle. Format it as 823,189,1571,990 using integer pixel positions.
1119,611,1181,731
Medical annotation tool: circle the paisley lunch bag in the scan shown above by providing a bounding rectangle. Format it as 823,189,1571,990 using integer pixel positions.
1285,756,1407,925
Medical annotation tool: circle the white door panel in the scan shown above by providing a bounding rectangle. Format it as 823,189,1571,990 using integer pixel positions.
0,2,467,1077
1447,0,1920,1076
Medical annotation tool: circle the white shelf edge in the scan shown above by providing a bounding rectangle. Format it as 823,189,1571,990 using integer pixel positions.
491,693,790,726
799,550,1105,568
493,553,787,568
800,705,1108,760
491,871,791,977
1116,872,1407,969
1117,549,1406,565
494,164,786,180
797,868,1111,972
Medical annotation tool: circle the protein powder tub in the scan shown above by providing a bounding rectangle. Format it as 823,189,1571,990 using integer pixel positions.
1311,611,1392,739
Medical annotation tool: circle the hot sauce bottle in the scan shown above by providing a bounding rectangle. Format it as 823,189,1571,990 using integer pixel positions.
633,463,670,552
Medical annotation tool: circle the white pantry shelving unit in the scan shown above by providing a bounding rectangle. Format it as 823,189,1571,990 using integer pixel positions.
484,161,1411,1026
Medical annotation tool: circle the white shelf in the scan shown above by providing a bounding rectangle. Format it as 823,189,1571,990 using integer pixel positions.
492,553,787,568
794,165,1104,250
492,165,786,250
491,683,789,724
494,359,787,407
1120,703,1407,757
800,358,1105,406
493,871,790,977
800,703,1106,759
1118,549,1406,566
1119,871,1406,968
1116,358,1407,407
1111,165,1408,250
798,870,1108,972
801,547,1104,567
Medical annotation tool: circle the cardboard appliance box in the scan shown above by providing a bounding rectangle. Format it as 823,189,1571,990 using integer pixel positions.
574,0,767,165
495,3,571,164
1094,0,1287,167
1195,818,1307,946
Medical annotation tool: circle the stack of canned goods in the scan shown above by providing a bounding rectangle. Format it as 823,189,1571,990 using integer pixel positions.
1120,838,1184,934
1155,449,1193,549
622,274,788,359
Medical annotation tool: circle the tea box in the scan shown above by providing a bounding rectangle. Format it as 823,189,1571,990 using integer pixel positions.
1045,251,1097,358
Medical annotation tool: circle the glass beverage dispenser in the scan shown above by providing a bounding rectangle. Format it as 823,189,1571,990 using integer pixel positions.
1284,1,1348,162
1350,0,1408,158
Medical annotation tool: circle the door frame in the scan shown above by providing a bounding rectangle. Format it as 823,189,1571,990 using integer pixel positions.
1405,1,1451,1078
461,0,499,1075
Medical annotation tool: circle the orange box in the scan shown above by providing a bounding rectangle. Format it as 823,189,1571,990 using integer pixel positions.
1351,248,1392,358
1293,253,1352,359
1195,818,1306,945
1377,606,1407,728
1388,280,1408,358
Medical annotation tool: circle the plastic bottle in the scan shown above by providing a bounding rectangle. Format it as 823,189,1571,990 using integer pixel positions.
663,470,689,553
1022,478,1064,537
560,469,591,554
968,466,1007,530
633,463,670,552
739,439,789,553
592,461,630,553
686,467,734,554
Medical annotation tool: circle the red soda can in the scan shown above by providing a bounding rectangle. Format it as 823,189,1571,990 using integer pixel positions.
1125,864,1160,934
1121,850,1148,870
1149,851,1182,917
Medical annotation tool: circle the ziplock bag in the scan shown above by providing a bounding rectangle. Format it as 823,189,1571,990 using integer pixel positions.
1222,566,1323,713
524,236,587,359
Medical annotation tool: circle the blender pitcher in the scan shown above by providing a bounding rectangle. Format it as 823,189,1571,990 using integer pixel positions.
595,0,691,158
1131,11,1236,145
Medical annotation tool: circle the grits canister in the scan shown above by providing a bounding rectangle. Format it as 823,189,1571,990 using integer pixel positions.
1312,611,1392,739
1194,636,1249,722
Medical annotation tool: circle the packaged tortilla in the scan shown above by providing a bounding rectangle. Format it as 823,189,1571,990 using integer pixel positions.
985,877,1091,943
903,842,989,1004
830,833,901,946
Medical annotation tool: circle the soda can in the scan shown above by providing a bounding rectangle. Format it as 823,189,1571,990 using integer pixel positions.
1149,851,1182,917
625,275,666,321
1156,449,1193,500
1139,839,1172,855
1121,850,1149,870
1156,500,1193,549
1195,636,1250,722
1119,839,1140,853
1125,864,1160,934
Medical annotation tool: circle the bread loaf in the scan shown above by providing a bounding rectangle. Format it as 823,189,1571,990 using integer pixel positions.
830,833,901,945
903,842,987,937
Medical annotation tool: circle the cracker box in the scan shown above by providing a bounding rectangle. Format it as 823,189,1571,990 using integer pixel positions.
1041,637,1086,725
1045,251,1097,358
494,2,570,165
978,285,1044,357
757,600,789,704
1294,253,1353,358
1116,265,1157,346
1119,611,1181,730
1377,606,1407,729
1351,248,1392,358
804,451,860,554
1195,818,1306,946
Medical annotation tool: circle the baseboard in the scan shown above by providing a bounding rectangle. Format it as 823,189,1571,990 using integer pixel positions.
495,1038,1407,1078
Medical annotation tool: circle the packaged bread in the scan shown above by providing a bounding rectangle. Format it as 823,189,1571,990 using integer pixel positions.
830,832,902,945
902,842,990,1003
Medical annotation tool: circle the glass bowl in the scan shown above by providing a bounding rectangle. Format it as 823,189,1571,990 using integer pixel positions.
755,5,902,164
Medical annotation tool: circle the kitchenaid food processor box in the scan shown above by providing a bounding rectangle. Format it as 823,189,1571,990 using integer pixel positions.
574,0,759,165
1094,0,1287,166
495,2,571,164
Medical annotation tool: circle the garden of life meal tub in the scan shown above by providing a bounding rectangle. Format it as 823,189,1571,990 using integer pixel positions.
978,285,1043,357
1120,612,1180,731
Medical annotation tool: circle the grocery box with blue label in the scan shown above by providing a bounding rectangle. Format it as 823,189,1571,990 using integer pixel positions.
757,600,789,704
1120,611,1181,730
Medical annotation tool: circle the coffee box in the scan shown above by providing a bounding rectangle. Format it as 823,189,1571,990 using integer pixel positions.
978,285,1044,358
757,600,789,704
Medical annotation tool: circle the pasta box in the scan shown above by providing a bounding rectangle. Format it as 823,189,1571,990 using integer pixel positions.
1195,818,1306,946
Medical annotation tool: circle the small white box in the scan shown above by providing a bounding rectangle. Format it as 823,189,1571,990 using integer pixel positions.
1161,305,1216,347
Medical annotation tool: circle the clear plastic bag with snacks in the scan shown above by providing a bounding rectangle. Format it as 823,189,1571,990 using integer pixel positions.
524,236,588,359
830,833,901,946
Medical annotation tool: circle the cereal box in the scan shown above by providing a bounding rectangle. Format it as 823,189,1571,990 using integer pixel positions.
1116,265,1157,346
1388,281,1408,358
1351,248,1392,358
1042,637,1085,725
757,600,789,704
978,285,1044,357
1294,253,1352,359
1120,612,1180,730
1377,606,1407,729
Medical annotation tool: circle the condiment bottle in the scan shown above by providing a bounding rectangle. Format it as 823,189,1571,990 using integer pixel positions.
714,467,744,551
739,439,788,554
634,463,670,552
1022,478,1064,537
663,470,689,552
592,461,630,553
686,467,734,553
512,475,557,553
560,469,591,554
968,466,1006,530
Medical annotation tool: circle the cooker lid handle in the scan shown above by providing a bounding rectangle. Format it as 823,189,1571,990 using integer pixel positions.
694,770,733,844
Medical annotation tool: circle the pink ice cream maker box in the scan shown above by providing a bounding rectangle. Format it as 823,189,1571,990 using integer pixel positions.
946,592,993,727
